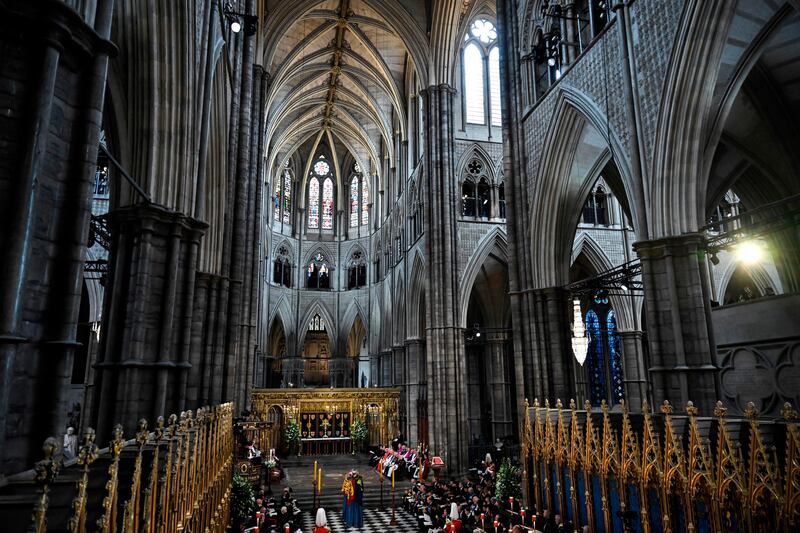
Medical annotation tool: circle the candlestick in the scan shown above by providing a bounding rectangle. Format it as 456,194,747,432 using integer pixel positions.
314,460,317,483
481,513,485,529
318,467,322,494
391,467,395,489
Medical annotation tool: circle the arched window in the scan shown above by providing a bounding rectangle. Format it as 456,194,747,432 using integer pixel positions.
274,161,293,225
584,291,624,406
462,19,501,127
347,249,367,290
462,180,477,217
581,186,608,226
461,157,491,218
348,164,370,228
308,177,320,229
306,253,331,289
309,313,326,331
272,246,292,288
307,156,334,231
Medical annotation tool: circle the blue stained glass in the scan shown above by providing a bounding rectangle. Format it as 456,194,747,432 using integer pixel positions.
607,309,625,404
586,310,606,406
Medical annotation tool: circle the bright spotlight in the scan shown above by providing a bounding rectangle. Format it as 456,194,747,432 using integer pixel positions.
736,240,764,265
230,19,242,33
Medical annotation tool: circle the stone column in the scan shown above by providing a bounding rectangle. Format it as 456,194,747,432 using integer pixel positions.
403,338,425,446
392,345,407,434
634,234,719,411
380,350,393,386
93,204,206,438
487,333,513,441
617,330,648,411
530,287,577,403
0,0,114,475
421,84,469,473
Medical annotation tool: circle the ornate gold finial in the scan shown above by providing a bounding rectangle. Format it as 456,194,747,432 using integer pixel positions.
781,402,797,421
584,399,592,412
33,437,61,484
661,400,673,415
556,399,563,410
570,399,576,411
110,424,125,456
532,398,539,409
619,399,628,415
524,398,529,410
744,402,758,420
713,401,727,418
641,400,651,415
685,401,698,417
136,419,148,446
600,399,608,414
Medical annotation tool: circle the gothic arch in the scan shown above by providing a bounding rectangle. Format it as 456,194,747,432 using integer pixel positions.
649,0,737,237
339,300,367,355
268,295,296,352
455,143,496,184
297,301,337,353
570,234,640,332
407,251,427,339
459,227,509,327
717,259,780,302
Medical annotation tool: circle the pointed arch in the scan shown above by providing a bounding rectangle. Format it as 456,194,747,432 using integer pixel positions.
459,227,509,327
268,295,296,355
455,143,496,183
297,301,337,353
530,88,639,287
339,300,368,355
407,251,427,339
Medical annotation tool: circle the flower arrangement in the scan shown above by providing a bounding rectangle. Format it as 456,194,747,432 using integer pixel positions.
351,417,368,451
495,458,522,501
230,472,256,529
284,421,300,453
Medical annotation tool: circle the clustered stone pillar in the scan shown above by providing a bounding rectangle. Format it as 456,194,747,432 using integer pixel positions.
635,234,719,411
403,338,425,446
93,205,206,437
529,287,577,403
0,0,114,475
486,333,513,441
421,84,469,473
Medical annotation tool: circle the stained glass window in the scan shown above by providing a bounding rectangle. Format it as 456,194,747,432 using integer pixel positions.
489,47,501,126
321,177,333,229
607,310,625,404
585,310,606,406
470,19,497,44
350,176,359,227
283,169,292,224
314,160,330,176
464,43,485,124
361,177,369,226
308,177,320,229
274,183,281,221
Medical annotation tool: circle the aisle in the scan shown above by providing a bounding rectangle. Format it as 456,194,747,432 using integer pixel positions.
299,507,418,532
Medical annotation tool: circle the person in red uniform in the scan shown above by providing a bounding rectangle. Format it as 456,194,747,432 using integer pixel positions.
444,502,462,532
313,508,330,533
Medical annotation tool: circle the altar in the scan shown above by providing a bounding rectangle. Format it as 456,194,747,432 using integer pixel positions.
250,387,401,455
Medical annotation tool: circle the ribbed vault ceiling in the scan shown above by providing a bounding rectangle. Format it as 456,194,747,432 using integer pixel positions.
263,0,427,179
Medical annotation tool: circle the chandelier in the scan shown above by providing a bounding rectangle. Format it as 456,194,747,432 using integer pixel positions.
570,299,589,365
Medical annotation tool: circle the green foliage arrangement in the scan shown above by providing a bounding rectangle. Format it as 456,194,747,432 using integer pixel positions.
351,417,368,450
495,458,522,501
230,471,256,529
284,421,300,450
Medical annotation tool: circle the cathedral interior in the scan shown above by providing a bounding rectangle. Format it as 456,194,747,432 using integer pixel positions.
1,0,799,530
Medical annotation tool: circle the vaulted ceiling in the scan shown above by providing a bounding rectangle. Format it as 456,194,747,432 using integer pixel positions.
262,0,430,185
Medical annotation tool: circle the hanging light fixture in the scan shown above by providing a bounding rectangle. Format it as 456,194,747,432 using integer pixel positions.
571,298,589,365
